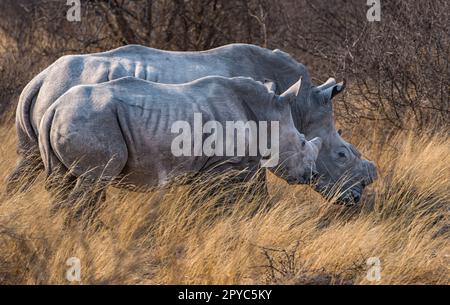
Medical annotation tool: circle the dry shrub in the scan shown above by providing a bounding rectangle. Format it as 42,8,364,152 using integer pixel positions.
1,0,448,129
0,0,280,118
282,0,450,129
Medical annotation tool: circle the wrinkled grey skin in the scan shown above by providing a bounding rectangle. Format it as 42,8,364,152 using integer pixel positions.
38,76,322,190
11,43,377,204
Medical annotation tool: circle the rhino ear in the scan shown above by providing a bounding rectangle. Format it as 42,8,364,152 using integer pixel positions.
279,77,302,104
322,79,346,101
317,78,336,91
263,78,276,93
310,137,323,151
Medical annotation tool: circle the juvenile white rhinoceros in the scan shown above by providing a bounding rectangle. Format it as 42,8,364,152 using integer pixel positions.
38,76,322,209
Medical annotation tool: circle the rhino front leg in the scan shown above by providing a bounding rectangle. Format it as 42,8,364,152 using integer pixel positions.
248,169,272,212
236,170,272,214
187,169,271,214
250,169,269,197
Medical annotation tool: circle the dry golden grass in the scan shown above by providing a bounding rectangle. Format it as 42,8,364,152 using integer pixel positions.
0,120,448,285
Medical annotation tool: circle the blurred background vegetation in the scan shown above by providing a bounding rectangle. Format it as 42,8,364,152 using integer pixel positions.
0,0,449,130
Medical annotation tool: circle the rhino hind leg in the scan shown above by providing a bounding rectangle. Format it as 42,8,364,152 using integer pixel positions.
46,154,108,229
44,153,78,214
63,176,108,229
5,150,44,195
51,130,127,228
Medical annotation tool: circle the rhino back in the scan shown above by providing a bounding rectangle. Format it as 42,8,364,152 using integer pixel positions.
31,44,308,136
102,43,310,90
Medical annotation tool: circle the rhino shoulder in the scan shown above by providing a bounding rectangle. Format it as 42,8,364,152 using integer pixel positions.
94,76,154,97
194,75,262,92
58,83,95,101
272,48,311,82
105,76,149,86
50,53,84,69
272,49,305,68
206,43,258,52
99,44,156,57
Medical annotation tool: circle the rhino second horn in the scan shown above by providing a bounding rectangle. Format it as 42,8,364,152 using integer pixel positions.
317,78,336,91
321,80,346,100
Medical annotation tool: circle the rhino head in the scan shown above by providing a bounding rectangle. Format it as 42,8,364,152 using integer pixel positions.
292,77,378,205
263,78,323,185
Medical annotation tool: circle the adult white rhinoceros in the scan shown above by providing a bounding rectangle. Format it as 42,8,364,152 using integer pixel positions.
39,76,322,206
9,43,377,204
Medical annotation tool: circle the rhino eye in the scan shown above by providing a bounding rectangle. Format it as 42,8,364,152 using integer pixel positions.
338,151,347,158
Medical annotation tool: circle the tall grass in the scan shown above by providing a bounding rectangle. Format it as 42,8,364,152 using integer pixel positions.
0,120,448,284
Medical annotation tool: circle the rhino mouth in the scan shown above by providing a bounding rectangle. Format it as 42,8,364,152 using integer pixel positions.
313,181,364,205
336,185,363,206
313,160,378,205
337,162,378,205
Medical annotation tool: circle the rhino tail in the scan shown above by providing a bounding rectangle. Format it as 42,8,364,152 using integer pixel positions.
16,71,46,153
38,105,59,178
